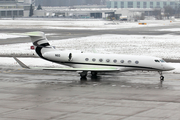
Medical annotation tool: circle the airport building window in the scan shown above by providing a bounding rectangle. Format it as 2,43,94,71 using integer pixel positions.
113,59,117,63
156,2,160,8
19,10,23,16
99,58,103,62
170,2,174,6
175,2,178,8
1,11,6,17
135,61,139,64
7,11,12,16
128,2,133,8
163,2,167,7
120,60,124,63
143,2,147,8
114,2,118,8
150,2,153,8
13,11,17,16
107,1,111,8
92,58,96,62
121,2,124,8
106,59,110,62
128,60,132,64
137,2,140,8
85,58,89,61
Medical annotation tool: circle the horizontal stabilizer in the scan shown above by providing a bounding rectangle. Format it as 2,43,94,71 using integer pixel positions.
12,31,45,37
13,57,30,69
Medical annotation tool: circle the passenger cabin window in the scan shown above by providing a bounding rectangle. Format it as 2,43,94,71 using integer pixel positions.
113,59,117,63
85,58,89,61
120,60,124,63
135,61,139,64
128,60,132,64
92,58,96,62
99,58,103,62
106,59,110,62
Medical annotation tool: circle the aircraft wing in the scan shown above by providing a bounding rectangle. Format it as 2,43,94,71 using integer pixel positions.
13,57,120,72
41,67,120,72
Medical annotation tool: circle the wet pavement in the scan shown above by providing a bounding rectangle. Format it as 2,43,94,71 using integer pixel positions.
0,65,180,120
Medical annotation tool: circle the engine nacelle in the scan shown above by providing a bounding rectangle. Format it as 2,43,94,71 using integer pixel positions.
43,51,72,62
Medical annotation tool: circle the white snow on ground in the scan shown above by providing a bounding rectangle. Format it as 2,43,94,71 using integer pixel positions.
44,26,118,30
0,33,25,39
0,34,180,59
158,28,180,31
0,20,175,30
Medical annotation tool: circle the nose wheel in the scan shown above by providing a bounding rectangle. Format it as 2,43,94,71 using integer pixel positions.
160,76,164,82
158,71,164,83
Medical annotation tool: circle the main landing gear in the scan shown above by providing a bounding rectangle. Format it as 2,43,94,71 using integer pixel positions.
91,72,98,78
158,71,164,84
79,71,87,80
79,71,98,80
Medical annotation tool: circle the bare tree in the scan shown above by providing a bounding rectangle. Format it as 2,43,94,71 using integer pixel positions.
153,9,162,20
29,4,34,17
140,13,145,20
164,5,175,19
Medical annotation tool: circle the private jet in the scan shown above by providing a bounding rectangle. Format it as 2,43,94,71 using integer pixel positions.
14,32,175,82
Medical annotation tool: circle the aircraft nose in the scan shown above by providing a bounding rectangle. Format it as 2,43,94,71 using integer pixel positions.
163,63,175,71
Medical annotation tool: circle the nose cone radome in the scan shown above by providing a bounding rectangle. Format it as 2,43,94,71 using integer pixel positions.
164,64,175,71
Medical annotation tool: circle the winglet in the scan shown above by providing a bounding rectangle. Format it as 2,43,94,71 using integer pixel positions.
13,57,30,69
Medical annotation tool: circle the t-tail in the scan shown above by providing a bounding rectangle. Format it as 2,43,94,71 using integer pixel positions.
25,31,55,59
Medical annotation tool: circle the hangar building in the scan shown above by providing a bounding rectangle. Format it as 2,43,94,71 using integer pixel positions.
106,0,180,9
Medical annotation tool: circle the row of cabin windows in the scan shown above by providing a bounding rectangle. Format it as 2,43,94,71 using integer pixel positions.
85,58,139,64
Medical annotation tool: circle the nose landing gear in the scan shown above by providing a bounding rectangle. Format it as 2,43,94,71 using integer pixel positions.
79,71,99,81
158,71,164,83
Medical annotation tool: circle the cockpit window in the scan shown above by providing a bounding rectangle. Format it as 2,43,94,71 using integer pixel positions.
155,59,166,63
155,60,160,62
160,59,165,62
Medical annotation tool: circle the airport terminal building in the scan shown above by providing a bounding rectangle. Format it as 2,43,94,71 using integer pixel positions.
0,0,31,18
107,0,180,9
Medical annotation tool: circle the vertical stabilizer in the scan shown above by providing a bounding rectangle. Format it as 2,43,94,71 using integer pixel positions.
25,31,50,47
25,31,54,59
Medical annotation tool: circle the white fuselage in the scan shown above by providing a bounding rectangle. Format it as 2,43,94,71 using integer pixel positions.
42,50,174,72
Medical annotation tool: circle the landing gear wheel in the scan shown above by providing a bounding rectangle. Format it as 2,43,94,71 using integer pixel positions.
160,76,164,86
160,76,164,81
91,72,97,77
80,71,87,80
158,71,164,83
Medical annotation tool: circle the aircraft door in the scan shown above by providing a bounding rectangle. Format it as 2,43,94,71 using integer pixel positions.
68,53,72,61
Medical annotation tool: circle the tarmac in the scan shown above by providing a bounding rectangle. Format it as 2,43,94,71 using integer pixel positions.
0,66,180,120
0,20,180,120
